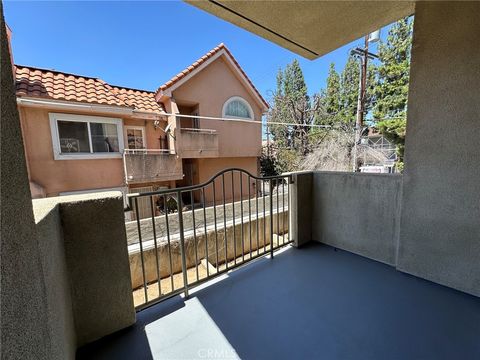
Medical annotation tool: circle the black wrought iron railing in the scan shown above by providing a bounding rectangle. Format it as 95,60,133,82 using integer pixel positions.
126,168,292,310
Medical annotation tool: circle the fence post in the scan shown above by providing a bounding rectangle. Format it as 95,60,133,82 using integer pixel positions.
270,179,274,259
177,191,189,298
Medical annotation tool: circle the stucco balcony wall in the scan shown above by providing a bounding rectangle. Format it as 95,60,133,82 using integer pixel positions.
31,193,136,351
179,128,219,158
124,152,183,183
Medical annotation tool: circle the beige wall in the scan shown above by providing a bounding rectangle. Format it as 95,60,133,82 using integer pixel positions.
1,16,52,358
198,157,258,204
18,105,166,196
123,118,168,151
172,56,263,158
397,2,480,297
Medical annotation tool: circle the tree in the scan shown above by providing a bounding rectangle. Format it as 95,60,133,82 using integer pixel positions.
259,143,278,176
267,59,319,173
373,17,413,170
339,55,360,126
315,63,341,126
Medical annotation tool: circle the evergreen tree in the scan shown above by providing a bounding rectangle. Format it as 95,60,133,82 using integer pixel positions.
339,55,360,126
315,63,341,126
316,56,376,128
373,16,413,169
373,17,413,119
267,59,316,173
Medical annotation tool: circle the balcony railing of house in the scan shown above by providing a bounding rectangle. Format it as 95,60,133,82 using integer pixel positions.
179,126,219,157
126,168,291,310
180,127,217,134
123,148,183,184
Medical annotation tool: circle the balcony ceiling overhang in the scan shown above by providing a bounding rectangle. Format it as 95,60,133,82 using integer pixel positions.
186,1,416,59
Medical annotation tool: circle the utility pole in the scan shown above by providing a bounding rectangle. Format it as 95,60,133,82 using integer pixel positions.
351,32,379,171
266,124,270,156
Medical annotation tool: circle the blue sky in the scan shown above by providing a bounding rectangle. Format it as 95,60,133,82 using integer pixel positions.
4,1,388,103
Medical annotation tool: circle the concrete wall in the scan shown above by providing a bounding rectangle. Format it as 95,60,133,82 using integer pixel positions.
397,2,480,297
293,3,480,299
32,192,136,347
60,193,136,345
289,172,313,248
179,129,219,158
33,202,76,359
1,8,52,359
21,192,136,355
311,172,403,266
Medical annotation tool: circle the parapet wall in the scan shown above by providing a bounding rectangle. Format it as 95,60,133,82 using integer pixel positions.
311,172,403,266
32,192,136,350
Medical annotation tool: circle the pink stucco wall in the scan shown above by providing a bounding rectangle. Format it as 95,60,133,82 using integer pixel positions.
18,106,165,196
18,53,264,198
172,56,263,159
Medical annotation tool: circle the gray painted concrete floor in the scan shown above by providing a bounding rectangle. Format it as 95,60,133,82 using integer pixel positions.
77,243,480,360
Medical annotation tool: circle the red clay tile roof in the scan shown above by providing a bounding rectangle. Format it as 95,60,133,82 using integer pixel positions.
105,84,165,113
15,65,164,114
15,44,267,113
157,43,269,109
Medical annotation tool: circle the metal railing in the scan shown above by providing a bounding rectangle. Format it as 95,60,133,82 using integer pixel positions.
180,127,217,134
126,168,291,310
124,148,175,155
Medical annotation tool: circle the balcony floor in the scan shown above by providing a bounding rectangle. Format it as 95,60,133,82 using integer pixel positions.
78,243,480,360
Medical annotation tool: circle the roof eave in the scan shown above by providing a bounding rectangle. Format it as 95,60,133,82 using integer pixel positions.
186,1,416,60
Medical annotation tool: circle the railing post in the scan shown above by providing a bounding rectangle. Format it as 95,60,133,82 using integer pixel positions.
270,178,274,259
177,191,189,298
134,198,148,303
288,172,313,248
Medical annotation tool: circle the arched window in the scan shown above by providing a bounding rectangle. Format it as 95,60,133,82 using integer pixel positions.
222,96,253,119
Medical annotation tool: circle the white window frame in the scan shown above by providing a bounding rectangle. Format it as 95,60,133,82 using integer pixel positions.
124,125,146,150
49,113,124,160
222,96,254,120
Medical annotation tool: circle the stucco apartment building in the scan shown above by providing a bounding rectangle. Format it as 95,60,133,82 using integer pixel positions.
14,43,268,212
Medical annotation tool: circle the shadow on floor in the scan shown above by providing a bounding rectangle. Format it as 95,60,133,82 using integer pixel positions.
76,293,185,360
78,243,480,360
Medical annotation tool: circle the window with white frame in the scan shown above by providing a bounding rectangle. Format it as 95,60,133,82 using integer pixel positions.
222,96,253,119
125,126,146,149
49,113,124,160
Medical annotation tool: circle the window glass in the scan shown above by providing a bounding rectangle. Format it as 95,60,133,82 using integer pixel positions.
127,128,144,149
58,121,90,153
90,123,119,152
225,99,251,119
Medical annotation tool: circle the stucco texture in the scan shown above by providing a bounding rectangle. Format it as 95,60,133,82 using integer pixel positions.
1,7,51,359
19,106,127,196
397,2,480,297
33,200,76,359
44,192,136,346
172,55,263,159
311,172,402,265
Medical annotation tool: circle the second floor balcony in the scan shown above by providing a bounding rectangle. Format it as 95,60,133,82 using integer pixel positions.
179,128,219,158
123,149,183,184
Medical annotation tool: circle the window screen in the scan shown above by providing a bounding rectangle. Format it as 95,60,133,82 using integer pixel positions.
58,121,90,153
